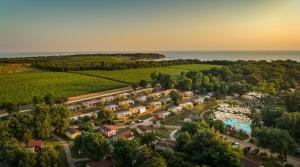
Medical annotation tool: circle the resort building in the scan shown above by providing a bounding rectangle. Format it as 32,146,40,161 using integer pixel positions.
115,110,132,119
147,101,162,108
155,139,176,151
180,91,193,97
129,106,147,114
65,128,81,139
100,125,118,137
104,104,118,111
27,139,43,152
116,130,134,140
154,111,171,119
135,95,147,102
136,125,154,135
179,101,194,109
168,106,183,113
118,100,135,106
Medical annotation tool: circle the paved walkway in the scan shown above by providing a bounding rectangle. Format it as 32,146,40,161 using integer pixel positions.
52,134,89,167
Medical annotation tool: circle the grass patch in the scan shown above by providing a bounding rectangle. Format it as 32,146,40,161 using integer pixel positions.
161,111,191,125
57,147,69,167
0,63,38,74
137,114,153,120
155,127,174,139
0,72,126,105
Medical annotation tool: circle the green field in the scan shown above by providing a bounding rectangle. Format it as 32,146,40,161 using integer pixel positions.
77,64,220,83
0,72,126,104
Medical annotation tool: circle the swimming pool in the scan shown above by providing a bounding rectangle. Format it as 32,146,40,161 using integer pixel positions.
223,119,252,134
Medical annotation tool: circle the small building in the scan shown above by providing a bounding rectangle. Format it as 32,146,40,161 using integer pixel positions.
180,91,193,97
155,140,176,151
192,97,205,105
159,97,172,103
116,92,130,99
129,106,147,114
135,95,147,102
161,89,174,96
65,128,81,139
27,139,43,152
116,130,134,140
82,100,98,108
154,111,171,119
86,157,113,167
168,106,183,113
68,104,81,112
100,125,118,137
147,101,162,108
135,87,154,94
118,100,135,106
104,104,118,111
136,125,154,135
100,96,116,103
147,92,161,99
115,110,132,119
153,84,162,92
179,101,194,109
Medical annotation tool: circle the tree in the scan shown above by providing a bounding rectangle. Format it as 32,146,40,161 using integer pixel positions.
44,94,55,105
32,104,52,139
284,91,300,112
73,132,111,160
79,121,95,132
5,102,19,113
180,122,208,136
210,120,225,133
170,90,181,105
36,147,58,167
132,83,138,90
8,112,34,142
141,132,157,146
50,104,70,133
140,155,167,167
112,140,138,167
175,131,192,152
97,110,114,124
177,77,192,91
253,127,296,161
260,105,285,127
32,96,43,105
6,147,36,167
139,80,148,88
276,112,300,140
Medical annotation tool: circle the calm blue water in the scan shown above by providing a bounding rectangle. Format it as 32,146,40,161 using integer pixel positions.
224,119,252,134
0,51,300,62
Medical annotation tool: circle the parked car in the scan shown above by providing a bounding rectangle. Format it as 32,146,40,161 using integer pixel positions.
232,142,240,147
249,148,259,155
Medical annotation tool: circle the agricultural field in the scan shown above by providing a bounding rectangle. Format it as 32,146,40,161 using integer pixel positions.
0,72,126,105
77,64,220,83
0,63,38,74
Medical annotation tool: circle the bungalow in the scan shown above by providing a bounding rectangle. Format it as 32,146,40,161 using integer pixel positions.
155,139,176,151
147,101,162,108
134,88,153,94
27,139,43,152
147,92,161,99
68,104,81,112
104,104,118,111
116,130,134,140
129,106,147,114
100,96,116,103
136,125,154,135
180,91,193,97
168,106,183,113
118,100,135,106
159,97,172,103
65,128,81,139
86,157,113,167
179,101,194,109
154,111,171,119
70,112,98,120
100,125,118,137
82,100,98,108
116,92,130,99
135,95,147,102
192,97,205,105
161,89,174,96
115,110,132,119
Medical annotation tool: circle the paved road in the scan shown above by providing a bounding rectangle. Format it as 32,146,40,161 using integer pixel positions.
52,134,88,167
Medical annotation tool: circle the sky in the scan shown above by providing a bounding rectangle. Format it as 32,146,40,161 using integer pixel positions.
0,0,299,52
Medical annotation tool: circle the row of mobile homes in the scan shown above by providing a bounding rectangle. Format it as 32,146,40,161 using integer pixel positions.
115,110,132,119
154,111,171,119
134,87,153,94
68,104,81,112
136,95,147,102
159,97,172,104
118,100,135,107
100,96,116,103
179,101,194,109
116,92,130,99
148,92,161,100
104,104,118,111
181,91,193,97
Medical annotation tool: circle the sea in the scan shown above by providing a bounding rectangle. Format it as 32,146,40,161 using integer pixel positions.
1,51,300,62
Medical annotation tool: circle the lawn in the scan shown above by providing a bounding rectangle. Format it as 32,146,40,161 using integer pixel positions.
161,111,192,125
0,72,126,105
155,126,174,139
77,64,219,84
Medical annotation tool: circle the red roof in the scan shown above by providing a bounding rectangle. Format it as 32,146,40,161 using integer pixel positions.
137,125,153,132
27,139,43,148
101,125,118,131
116,130,134,139
87,158,113,167
156,140,176,149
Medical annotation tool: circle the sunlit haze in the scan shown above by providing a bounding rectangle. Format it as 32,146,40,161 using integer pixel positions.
0,0,299,52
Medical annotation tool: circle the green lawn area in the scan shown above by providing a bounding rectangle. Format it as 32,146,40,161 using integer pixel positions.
77,64,219,84
0,72,126,105
155,127,174,139
161,111,192,125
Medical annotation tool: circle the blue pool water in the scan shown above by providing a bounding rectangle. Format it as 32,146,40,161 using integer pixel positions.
223,119,252,134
